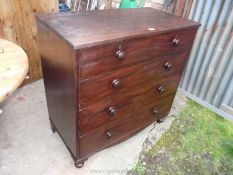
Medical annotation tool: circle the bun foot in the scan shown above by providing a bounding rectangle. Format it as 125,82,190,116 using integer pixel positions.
75,160,85,168
157,117,165,123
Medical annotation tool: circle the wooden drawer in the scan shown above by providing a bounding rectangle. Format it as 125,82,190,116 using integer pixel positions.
79,28,196,80
135,92,175,119
79,115,133,158
79,62,147,108
79,98,134,136
79,72,180,135
149,28,196,58
133,72,181,112
145,51,189,80
79,55,184,109
79,37,151,80
78,94,174,158
79,111,156,158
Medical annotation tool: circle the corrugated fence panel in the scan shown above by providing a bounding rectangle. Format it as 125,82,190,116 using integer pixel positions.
164,0,233,121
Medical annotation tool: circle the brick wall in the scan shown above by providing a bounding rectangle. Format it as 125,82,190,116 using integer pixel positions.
112,0,165,10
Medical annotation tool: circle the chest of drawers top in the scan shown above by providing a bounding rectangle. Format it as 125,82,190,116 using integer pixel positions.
36,8,199,49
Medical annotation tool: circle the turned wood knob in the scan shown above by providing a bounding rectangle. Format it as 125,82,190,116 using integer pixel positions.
112,79,120,88
172,38,180,46
152,108,159,116
108,107,116,116
157,85,165,93
116,50,125,60
164,62,172,70
106,131,113,139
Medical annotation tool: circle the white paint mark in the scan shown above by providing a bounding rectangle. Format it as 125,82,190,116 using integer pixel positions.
148,28,155,31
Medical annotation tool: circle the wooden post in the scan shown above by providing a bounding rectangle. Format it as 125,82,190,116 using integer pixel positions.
0,22,3,37
163,0,193,17
105,0,112,9
0,0,58,84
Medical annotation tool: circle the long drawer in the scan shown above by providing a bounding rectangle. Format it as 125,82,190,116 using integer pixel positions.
79,52,187,109
79,28,197,80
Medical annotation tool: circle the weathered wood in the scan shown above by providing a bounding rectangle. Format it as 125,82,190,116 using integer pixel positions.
174,0,186,16
0,38,28,103
0,22,3,37
103,0,112,9
0,0,58,85
163,0,193,17
183,0,193,18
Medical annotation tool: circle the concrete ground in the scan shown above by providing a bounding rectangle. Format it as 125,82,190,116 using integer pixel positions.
0,79,186,175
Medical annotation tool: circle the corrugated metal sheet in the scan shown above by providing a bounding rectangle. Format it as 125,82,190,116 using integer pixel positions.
178,0,233,121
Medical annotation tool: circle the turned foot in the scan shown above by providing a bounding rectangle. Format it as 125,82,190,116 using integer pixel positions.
75,160,85,168
157,117,165,123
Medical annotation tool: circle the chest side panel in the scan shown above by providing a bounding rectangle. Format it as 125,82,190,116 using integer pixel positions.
37,18,77,158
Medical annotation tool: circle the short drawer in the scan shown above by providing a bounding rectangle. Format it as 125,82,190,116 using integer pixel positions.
149,28,197,58
79,62,147,108
79,37,151,80
79,98,134,136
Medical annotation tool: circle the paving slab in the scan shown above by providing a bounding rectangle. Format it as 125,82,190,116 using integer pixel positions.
0,79,186,175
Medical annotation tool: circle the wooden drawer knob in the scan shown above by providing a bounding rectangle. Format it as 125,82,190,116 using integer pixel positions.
107,107,116,116
172,38,180,46
157,85,165,93
152,108,159,116
164,62,172,70
112,79,120,88
116,50,125,60
106,131,113,139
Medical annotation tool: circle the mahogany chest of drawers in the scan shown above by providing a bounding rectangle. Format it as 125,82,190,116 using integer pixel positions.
36,8,200,167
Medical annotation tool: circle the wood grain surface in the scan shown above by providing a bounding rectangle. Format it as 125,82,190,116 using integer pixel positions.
0,38,28,102
36,8,200,49
37,8,200,166
0,0,58,84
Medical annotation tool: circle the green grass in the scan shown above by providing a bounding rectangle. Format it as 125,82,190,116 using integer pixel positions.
128,100,233,175
133,163,146,175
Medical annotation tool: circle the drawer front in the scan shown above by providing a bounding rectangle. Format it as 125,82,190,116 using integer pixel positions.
79,51,186,109
79,62,147,108
133,72,181,113
79,115,134,158
135,92,175,120
149,28,196,58
79,98,134,136
146,51,189,80
79,37,151,80
78,94,175,158
78,73,181,135
79,28,196,80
